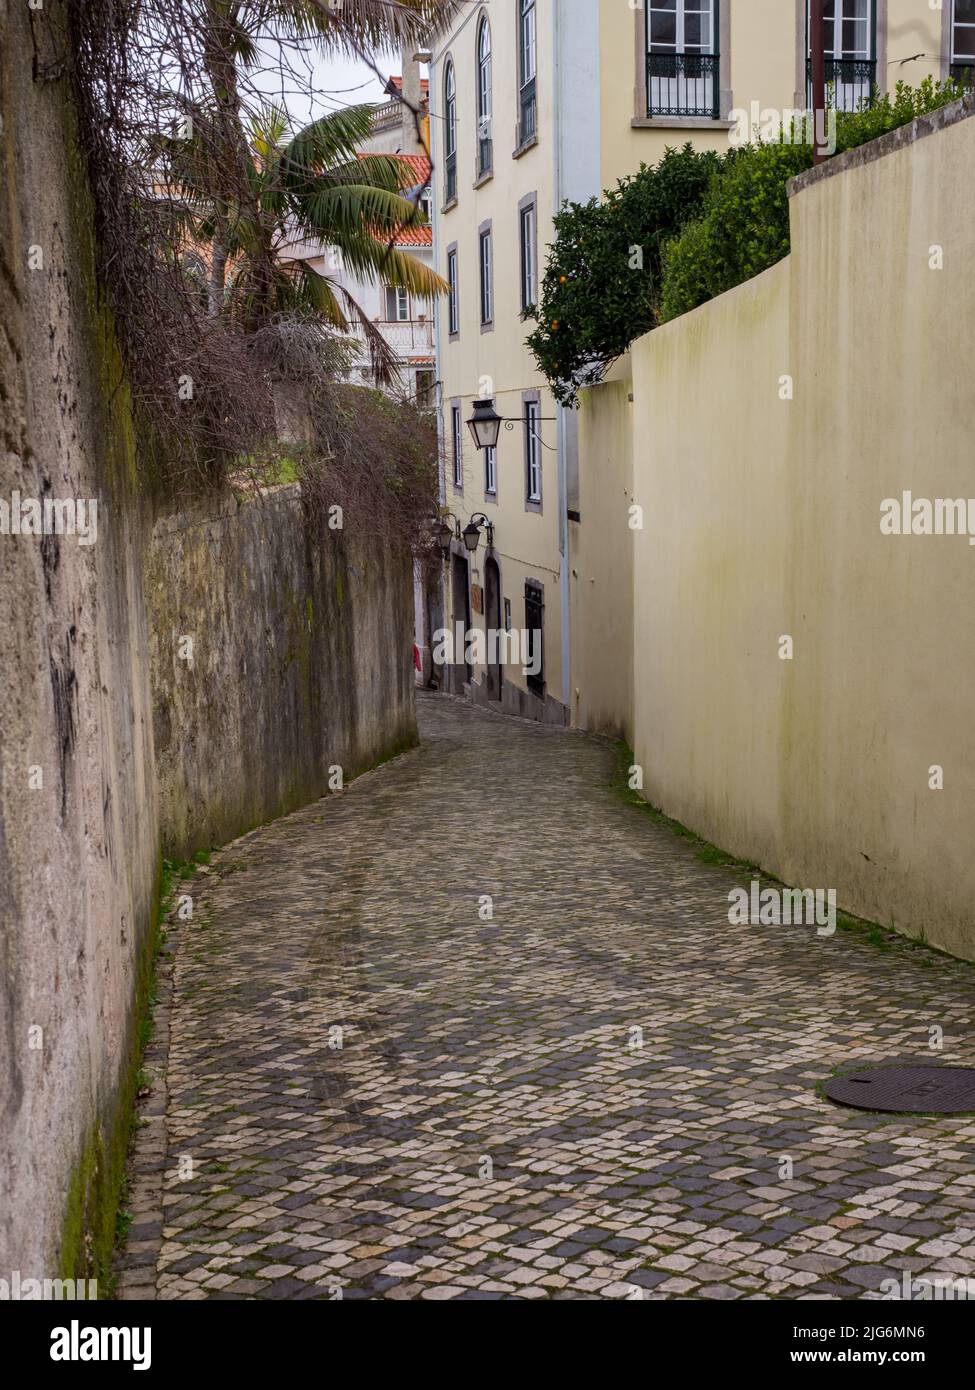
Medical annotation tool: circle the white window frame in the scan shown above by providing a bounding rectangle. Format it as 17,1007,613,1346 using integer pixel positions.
525,401,541,503
479,227,493,325
520,0,537,83
808,0,874,61
519,203,536,311
447,249,459,335
647,0,715,56
953,0,975,65
485,444,497,496
452,404,463,490
445,61,457,157
386,286,409,322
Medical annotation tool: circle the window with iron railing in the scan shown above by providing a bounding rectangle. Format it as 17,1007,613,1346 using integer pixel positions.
518,0,537,145
646,0,719,119
806,0,877,112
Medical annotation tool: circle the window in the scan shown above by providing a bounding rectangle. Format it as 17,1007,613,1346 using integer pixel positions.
444,60,457,202
519,200,537,312
518,0,537,145
646,0,719,118
447,248,459,336
524,580,544,698
479,226,493,326
952,0,975,83
525,399,541,503
385,286,409,321
415,369,436,408
477,16,493,175
451,404,463,490
807,1,877,112
485,444,497,496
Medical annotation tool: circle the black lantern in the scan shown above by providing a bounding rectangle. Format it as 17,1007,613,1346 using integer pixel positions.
466,398,502,452
433,513,459,556
462,513,494,554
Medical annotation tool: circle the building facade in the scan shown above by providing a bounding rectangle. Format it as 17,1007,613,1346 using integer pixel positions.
428,1,965,727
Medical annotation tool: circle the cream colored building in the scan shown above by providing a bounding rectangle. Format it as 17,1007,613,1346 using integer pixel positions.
429,0,969,724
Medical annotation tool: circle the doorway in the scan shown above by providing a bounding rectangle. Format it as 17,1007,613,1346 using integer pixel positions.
451,551,472,686
484,556,503,702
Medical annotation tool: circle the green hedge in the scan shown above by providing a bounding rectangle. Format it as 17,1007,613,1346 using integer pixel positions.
525,145,722,406
659,78,966,324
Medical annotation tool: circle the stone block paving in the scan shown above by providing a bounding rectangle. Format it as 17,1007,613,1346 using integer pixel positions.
120,693,975,1300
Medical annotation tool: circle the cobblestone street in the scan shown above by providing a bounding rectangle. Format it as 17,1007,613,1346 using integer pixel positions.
121,693,975,1300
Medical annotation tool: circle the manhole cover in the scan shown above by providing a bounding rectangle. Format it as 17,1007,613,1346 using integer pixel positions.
824,1066,975,1114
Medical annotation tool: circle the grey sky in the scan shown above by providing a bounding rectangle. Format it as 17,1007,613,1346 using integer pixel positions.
250,45,424,133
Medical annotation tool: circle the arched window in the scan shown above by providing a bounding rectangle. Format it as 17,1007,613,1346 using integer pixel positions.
476,16,493,176
518,0,537,145
444,59,457,203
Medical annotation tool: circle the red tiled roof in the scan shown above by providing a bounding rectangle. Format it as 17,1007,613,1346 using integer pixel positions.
385,76,430,97
390,153,432,184
393,224,433,246
356,153,431,247
357,152,431,186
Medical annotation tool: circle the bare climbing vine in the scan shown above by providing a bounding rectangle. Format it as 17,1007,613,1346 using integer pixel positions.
65,0,451,548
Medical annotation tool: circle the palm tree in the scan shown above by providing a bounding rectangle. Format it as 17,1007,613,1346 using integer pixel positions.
173,0,455,376
171,100,443,378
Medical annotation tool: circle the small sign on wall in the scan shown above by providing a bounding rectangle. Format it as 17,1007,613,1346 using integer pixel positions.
471,583,484,615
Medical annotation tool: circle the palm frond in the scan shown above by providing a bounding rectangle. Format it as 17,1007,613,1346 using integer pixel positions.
278,107,377,188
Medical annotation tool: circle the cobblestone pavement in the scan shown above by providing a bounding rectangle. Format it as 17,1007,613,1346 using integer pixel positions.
120,692,975,1300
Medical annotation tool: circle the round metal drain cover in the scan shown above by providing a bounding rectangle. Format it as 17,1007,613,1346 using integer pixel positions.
824,1066,975,1114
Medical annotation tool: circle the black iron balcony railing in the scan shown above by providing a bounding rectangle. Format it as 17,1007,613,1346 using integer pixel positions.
950,60,974,87
444,150,457,204
647,51,719,119
518,76,537,147
806,56,877,112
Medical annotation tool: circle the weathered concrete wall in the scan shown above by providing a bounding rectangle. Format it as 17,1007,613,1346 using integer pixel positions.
146,490,415,859
0,0,160,1283
0,1,416,1284
578,96,975,960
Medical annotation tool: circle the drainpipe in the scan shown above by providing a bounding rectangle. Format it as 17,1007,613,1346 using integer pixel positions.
429,46,447,675
553,0,571,722
811,0,827,164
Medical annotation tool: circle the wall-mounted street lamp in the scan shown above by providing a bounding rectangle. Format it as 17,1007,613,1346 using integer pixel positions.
462,513,494,553
466,397,558,453
467,399,503,451
434,512,460,556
